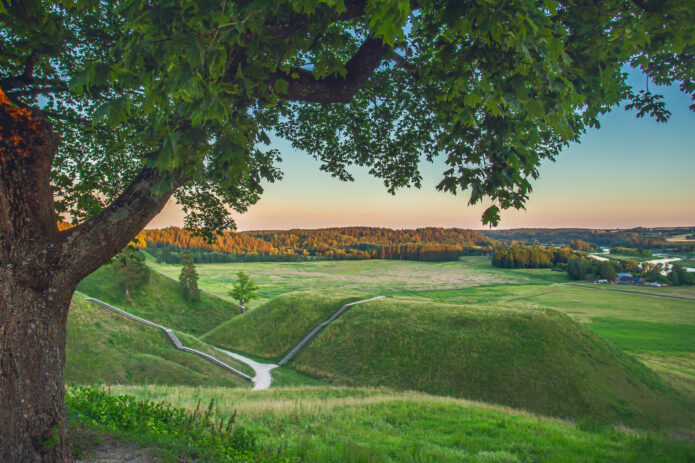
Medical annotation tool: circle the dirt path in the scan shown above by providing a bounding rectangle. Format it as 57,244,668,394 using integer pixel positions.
218,349,277,390
75,435,156,463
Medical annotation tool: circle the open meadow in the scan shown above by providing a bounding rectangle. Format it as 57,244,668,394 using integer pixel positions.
143,254,549,308
144,255,695,407
65,253,695,461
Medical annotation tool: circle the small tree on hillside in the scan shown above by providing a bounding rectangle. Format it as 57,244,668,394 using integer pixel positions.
229,271,259,314
113,248,150,296
179,252,200,302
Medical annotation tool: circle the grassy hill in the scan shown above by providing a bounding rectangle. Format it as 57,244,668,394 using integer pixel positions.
106,384,695,463
66,297,252,387
77,265,237,335
211,292,694,430
202,291,362,358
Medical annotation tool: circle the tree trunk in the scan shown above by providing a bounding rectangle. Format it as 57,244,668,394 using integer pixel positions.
0,280,74,462
1,89,74,460
1,88,181,461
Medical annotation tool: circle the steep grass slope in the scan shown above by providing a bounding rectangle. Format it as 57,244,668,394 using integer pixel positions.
66,298,252,386
78,265,236,335
202,291,361,358
111,385,695,463
281,298,694,430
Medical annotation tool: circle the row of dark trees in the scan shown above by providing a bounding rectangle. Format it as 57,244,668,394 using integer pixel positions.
566,258,621,281
482,227,695,248
491,246,582,269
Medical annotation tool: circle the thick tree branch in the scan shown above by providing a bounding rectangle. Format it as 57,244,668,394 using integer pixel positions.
277,37,392,103
0,76,69,94
22,51,40,80
60,167,184,283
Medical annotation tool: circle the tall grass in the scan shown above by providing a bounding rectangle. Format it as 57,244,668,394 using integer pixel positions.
106,385,695,463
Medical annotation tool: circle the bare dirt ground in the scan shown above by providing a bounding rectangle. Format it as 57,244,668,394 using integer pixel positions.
74,434,157,463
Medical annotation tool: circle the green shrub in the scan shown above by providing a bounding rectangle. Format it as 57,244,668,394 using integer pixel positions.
66,385,288,462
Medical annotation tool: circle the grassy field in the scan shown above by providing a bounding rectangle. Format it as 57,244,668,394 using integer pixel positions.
143,255,695,405
412,284,695,324
108,385,695,463
78,254,695,435
66,297,252,386
203,292,362,359
78,265,238,335
285,297,693,430
569,282,695,300
144,255,544,308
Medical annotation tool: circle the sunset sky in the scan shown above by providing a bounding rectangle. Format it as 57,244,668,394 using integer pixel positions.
149,70,695,231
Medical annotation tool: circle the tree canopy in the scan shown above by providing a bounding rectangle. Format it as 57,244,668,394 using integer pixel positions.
3,0,694,234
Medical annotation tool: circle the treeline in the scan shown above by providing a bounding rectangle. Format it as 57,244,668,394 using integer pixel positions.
567,258,623,281
491,246,582,269
137,226,496,263
566,257,695,286
481,227,695,249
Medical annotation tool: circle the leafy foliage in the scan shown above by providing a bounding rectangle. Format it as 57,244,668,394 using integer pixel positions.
66,385,288,462
112,248,150,295
229,271,259,310
139,226,496,262
491,245,581,269
2,0,694,230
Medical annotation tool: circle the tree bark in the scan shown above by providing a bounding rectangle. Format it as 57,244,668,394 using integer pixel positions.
0,89,74,461
1,86,181,461
0,282,74,462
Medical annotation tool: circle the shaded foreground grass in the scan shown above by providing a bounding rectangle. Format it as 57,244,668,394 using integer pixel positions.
287,297,694,431
107,385,695,463
203,291,362,359
78,266,237,335
66,298,252,386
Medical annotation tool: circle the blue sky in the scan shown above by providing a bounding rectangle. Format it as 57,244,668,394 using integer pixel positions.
150,70,695,231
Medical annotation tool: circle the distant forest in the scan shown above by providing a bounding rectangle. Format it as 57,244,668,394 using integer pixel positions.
136,227,497,263
480,227,695,249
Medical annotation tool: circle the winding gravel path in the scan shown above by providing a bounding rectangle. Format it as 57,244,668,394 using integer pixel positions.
217,350,277,391
80,293,385,391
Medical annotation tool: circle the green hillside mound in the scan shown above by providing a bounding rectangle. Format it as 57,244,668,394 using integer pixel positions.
202,291,362,358
66,298,252,387
282,298,693,430
109,384,695,463
78,265,236,335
